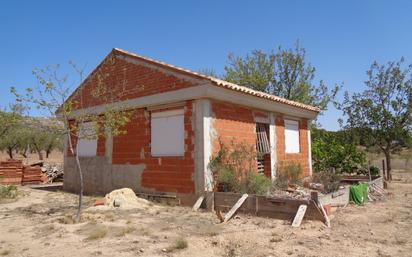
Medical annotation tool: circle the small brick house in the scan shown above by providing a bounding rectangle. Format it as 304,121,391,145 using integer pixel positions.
63,48,319,196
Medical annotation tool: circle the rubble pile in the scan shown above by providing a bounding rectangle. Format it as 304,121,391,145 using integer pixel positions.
41,163,64,183
269,185,312,200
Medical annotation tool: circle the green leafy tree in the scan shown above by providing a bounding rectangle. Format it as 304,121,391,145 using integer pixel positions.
0,123,30,159
338,58,412,180
0,104,24,139
12,59,133,221
224,42,340,112
312,133,366,173
0,128,20,159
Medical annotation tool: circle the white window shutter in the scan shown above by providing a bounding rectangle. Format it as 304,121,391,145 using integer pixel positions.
284,119,300,153
77,122,98,157
151,109,185,156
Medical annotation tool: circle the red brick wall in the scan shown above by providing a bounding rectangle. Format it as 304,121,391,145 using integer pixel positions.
66,54,199,193
211,101,311,178
96,116,106,156
275,117,310,177
69,54,196,109
263,154,271,177
111,101,195,193
211,101,256,150
211,101,258,177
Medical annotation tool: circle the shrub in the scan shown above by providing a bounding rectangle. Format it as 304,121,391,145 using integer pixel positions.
242,171,272,195
209,140,257,179
283,161,302,183
216,167,239,192
0,185,18,199
312,133,366,173
369,166,380,176
312,171,341,193
273,161,303,189
272,173,289,190
209,140,274,195
174,238,188,250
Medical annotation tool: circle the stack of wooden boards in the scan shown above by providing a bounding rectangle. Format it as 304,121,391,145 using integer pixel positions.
0,160,47,185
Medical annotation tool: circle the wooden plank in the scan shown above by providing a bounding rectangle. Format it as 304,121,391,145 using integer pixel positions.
213,192,325,221
192,196,205,211
291,204,307,227
224,194,248,223
318,203,331,228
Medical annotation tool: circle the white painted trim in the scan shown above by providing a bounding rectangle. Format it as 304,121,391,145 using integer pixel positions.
193,100,205,193
307,120,313,176
146,102,185,111
65,84,318,120
254,116,270,124
66,85,209,118
269,113,277,180
151,109,184,118
203,100,213,191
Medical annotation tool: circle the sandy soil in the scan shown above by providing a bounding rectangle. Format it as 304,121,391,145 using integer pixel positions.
0,171,411,257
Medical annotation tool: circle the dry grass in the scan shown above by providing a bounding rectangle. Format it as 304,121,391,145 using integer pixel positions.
174,238,188,249
57,215,75,224
198,224,221,237
164,237,188,252
78,223,108,240
111,225,136,237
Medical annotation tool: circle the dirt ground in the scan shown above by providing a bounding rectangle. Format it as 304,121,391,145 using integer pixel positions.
0,150,63,165
1,171,411,257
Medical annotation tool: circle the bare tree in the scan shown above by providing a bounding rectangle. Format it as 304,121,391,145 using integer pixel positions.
11,57,133,221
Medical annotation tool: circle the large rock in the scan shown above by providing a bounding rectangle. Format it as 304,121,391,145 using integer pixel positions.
104,188,150,209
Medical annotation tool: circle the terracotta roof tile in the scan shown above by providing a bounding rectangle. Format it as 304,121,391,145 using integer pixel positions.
113,48,321,113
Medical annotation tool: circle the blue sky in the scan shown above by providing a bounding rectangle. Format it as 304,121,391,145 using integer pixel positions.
1,0,412,130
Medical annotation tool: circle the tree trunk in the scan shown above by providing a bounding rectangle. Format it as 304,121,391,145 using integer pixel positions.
7,147,13,159
74,149,84,222
21,147,28,158
67,131,84,223
38,151,44,160
46,149,51,158
384,150,392,181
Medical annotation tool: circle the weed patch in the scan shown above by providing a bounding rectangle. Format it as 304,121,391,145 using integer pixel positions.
0,185,18,201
